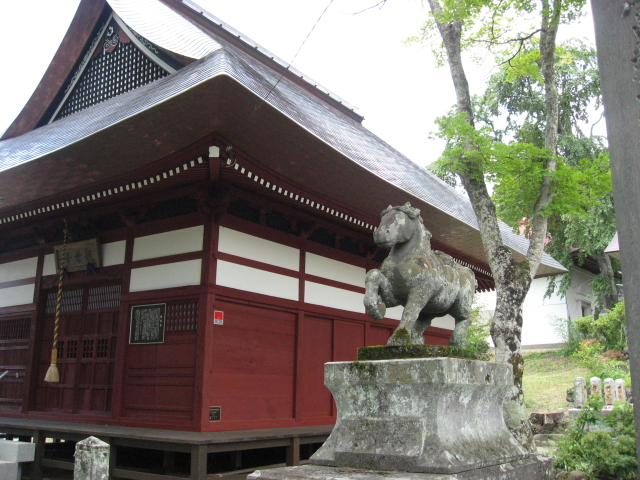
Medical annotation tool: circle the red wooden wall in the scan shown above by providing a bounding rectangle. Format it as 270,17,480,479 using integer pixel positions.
0,204,454,432
203,297,397,431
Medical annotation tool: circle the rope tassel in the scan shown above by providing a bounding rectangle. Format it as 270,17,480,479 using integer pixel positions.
45,220,67,383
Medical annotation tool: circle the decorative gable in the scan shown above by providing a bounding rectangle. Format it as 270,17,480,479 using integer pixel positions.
50,14,180,122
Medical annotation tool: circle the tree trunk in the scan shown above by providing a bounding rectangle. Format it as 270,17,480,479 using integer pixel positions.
597,251,618,310
425,0,563,453
491,263,534,450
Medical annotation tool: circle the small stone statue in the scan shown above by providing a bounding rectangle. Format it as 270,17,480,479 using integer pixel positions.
590,377,602,399
364,203,476,346
616,379,627,402
604,378,615,405
574,377,588,407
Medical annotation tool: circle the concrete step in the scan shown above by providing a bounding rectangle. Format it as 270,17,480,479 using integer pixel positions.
0,439,35,462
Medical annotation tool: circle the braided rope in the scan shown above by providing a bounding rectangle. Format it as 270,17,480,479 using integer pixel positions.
45,220,67,382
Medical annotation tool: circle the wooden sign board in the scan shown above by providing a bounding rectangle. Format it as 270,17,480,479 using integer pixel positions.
129,303,166,344
54,238,101,272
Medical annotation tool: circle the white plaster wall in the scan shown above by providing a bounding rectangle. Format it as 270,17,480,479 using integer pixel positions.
521,302,569,346
129,259,202,292
0,257,38,283
132,225,203,261
432,315,455,330
520,277,568,345
102,240,126,266
305,253,365,287
564,267,598,321
385,305,403,320
43,254,56,276
218,227,299,271
216,260,299,301
381,306,454,330
477,268,598,347
0,284,35,307
304,281,364,313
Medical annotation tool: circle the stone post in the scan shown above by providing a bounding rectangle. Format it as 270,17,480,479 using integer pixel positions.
74,436,109,480
590,377,602,399
616,379,627,403
574,377,588,407
604,378,615,405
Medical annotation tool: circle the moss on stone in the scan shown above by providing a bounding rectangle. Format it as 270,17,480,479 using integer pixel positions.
357,344,477,361
348,361,379,376
388,327,411,345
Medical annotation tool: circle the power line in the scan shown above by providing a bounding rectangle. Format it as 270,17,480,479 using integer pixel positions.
263,0,336,102
221,0,336,165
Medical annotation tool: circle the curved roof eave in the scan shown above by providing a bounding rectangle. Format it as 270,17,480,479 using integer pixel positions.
107,0,222,60
0,42,566,277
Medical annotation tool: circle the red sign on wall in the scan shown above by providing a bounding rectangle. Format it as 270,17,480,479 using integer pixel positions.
213,310,224,325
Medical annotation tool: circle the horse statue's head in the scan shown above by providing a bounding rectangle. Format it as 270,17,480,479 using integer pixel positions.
373,202,432,249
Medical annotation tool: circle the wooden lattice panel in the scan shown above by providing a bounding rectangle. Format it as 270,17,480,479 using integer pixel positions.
0,317,30,341
45,289,83,314
166,301,199,333
87,285,121,311
54,20,168,121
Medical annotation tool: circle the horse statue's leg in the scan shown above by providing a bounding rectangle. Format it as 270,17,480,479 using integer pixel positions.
388,291,430,345
448,277,474,348
449,318,471,348
411,312,434,344
364,269,398,321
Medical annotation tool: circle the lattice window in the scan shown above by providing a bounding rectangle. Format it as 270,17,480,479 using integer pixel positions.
0,317,30,341
87,285,121,310
54,19,169,121
66,340,78,359
83,339,94,359
166,301,199,332
96,338,110,358
57,340,65,359
46,289,83,314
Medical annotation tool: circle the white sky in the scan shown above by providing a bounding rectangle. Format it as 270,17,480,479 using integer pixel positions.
0,0,597,167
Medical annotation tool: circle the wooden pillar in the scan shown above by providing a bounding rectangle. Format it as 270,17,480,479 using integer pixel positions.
190,444,207,480
32,430,45,480
107,437,117,479
286,437,301,466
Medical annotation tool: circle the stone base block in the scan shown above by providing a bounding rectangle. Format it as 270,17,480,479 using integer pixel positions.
311,358,527,474
249,457,553,480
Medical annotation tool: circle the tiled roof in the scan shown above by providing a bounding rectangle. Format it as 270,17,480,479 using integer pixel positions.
0,0,565,276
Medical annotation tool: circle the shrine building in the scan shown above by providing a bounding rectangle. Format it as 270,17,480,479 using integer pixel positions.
0,1,565,478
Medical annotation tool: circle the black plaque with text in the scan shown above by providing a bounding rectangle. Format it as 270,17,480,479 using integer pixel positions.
129,303,166,344
209,407,221,421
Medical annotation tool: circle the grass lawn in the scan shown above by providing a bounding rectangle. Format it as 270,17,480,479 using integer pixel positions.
522,350,589,414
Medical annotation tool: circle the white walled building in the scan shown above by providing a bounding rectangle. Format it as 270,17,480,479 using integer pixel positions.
478,266,597,349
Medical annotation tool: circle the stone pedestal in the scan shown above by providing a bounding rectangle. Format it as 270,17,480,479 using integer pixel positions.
251,358,552,480
312,358,536,473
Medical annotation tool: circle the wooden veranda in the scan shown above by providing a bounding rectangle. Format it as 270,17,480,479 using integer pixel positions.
0,418,330,479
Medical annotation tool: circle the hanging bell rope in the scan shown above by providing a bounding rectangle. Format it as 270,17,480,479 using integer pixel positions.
44,220,68,383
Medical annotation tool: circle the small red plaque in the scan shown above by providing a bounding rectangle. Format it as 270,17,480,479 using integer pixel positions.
213,310,224,325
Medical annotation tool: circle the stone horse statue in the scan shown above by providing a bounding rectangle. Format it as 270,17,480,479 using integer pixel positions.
364,203,477,346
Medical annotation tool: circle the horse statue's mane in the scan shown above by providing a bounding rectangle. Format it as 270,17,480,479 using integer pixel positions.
381,203,432,242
